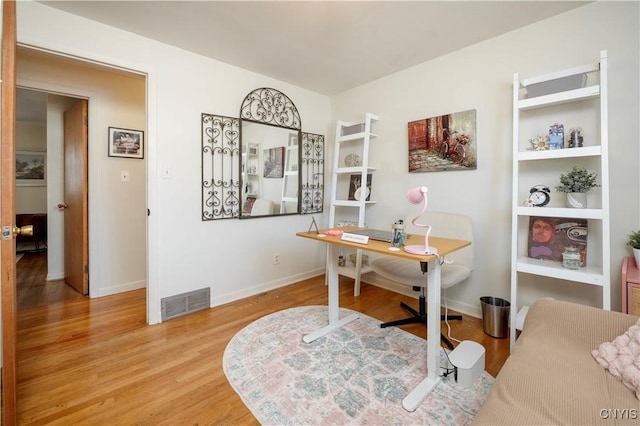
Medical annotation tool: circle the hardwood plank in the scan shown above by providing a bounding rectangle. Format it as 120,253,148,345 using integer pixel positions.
16,254,510,424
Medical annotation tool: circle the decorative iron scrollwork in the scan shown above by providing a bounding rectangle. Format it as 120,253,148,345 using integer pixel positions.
301,132,324,214
202,114,240,220
240,87,301,130
202,88,323,220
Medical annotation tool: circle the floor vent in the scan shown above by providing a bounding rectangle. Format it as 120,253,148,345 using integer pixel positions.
161,288,210,321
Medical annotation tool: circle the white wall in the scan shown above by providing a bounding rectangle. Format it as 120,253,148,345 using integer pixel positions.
14,0,332,324
330,1,640,315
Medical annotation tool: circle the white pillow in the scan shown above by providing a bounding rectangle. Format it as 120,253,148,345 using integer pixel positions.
591,318,640,399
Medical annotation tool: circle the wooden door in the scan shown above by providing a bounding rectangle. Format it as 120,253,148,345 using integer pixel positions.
63,100,89,295
1,1,18,423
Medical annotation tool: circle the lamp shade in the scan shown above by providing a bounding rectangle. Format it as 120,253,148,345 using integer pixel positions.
403,185,438,255
407,186,428,205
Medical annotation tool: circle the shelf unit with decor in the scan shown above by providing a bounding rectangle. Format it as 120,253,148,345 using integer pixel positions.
510,51,610,351
241,142,260,213
328,112,378,296
280,132,299,213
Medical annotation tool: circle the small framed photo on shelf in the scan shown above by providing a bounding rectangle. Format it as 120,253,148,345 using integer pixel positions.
242,196,256,214
108,127,144,159
548,123,564,150
348,174,372,201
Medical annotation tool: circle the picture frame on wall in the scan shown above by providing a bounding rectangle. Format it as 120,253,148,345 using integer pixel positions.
108,127,144,159
408,109,477,172
263,147,285,178
16,150,46,186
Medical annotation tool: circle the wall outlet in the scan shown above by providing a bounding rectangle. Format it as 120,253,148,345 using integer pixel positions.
273,253,280,265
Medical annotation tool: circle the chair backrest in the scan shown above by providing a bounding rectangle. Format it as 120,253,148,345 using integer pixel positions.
404,211,474,271
251,199,274,215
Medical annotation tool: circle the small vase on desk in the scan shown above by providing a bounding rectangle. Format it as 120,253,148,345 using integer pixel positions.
566,192,587,208
634,248,640,268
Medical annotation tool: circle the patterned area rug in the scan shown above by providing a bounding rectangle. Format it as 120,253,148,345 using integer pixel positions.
223,306,493,425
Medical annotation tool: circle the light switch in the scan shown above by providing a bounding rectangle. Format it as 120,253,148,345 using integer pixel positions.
121,171,129,182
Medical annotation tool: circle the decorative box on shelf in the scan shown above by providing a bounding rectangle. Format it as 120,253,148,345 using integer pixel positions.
622,256,640,315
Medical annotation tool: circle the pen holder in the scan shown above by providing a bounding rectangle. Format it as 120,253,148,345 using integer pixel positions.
392,220,405,247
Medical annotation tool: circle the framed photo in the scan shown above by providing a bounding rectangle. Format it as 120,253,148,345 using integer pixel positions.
263,147,284,178
242,196,256,214
408,109,477,172
348,173,372,201
16,150,46,186
528,216,588,266
108,127,144,159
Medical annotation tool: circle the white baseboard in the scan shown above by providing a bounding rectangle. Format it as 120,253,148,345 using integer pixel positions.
98,279,146,297
46,272,64,281
210,267,325,308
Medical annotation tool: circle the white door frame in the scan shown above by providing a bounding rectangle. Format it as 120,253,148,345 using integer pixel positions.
16,43,159,324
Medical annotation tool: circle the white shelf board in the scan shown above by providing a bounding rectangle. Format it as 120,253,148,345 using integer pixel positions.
518,85,599,110
520,62,599,87
335,166,377,174
517,206,603,219
516,305,530,331
337,132,378,143
516,257,603,286
333,200,376,207
517,146,601,161
337,263,372,279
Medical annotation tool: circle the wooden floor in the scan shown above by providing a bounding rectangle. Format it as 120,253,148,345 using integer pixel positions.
15,252,510,424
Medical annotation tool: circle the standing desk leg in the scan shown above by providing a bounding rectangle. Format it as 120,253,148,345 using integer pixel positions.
303,243,360,343
403,258,442,411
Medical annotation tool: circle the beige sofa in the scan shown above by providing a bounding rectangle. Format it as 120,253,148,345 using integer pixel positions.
473,298,640,425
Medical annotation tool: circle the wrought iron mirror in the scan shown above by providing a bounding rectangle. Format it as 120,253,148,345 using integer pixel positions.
202,88,323,220
239,88,301,218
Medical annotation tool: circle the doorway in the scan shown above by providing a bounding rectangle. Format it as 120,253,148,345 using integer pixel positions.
15,88,87,308
16,46,148,301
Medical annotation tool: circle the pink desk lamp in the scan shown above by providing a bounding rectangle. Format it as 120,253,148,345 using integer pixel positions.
403,186,438,255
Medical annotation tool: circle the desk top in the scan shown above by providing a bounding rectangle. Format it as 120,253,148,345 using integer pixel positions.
296,227,471,262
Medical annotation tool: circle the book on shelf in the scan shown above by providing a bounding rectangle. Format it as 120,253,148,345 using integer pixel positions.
528,216,588,266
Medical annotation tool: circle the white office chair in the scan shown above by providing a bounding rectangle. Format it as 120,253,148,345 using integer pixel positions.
370,211,473,349
251,199,274,216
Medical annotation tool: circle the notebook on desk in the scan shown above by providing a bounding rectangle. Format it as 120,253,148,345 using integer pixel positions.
347,228,394,243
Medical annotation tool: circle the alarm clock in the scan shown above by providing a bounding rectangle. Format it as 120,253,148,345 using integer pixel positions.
528,185,550,207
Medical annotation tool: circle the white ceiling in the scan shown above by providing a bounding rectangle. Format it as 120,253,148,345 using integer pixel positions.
38,0,590,95
20,1,590,122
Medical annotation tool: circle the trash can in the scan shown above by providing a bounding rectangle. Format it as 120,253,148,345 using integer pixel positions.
480,296,510,338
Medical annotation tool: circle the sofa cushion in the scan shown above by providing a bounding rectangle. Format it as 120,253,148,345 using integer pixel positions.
473,299,640,425
592,317,640,399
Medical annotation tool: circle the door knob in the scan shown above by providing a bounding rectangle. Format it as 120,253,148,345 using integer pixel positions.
1,225,32,240
57,203,68,209
13,225,33,237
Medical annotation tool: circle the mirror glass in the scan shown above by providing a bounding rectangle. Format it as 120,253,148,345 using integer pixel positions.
240,121,301,217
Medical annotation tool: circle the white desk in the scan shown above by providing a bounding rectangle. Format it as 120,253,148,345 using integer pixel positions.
296,227,470,412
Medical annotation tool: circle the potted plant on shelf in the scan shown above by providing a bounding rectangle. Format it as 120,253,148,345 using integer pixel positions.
555,166,600,208
628,230,640,266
